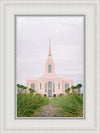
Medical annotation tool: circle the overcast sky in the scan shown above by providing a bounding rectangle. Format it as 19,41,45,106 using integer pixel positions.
16,16,84,92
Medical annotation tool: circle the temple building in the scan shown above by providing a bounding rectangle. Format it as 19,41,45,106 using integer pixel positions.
26,38,73,97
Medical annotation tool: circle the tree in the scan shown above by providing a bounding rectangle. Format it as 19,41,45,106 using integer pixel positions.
17,84,20,92
17,84,27,94
24,86,27,89
76,84,82,94
65,88,70,94
18,85,22,93
29,88,35,94
59,93,64,96
22,86,27,93
17,84,23,93
20,85,24,93
71,86,76,93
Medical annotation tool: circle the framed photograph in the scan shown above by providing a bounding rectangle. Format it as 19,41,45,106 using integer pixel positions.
16,15,85,118
0,0,100,134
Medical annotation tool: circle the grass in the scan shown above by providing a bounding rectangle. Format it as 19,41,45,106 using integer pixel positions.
17,93,83,117
51,93,83,117
17,93,50,117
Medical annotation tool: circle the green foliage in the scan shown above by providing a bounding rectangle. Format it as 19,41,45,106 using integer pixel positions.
17,84,20,87
65,88,70,93
17,84,27,94
59,93,64,96
24,86,27,89
71,84,82,89
17,94,50,117
71,84,82,94
35,93,42,97
51,93,83,117
71,86,76,89
29,88,35,94
76,84,82,89
17,84,27,89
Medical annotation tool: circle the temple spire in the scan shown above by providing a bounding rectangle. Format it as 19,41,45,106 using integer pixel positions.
48,37,52,58
49,37,51,52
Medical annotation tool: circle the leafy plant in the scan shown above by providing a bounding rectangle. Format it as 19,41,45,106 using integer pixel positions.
29,88,35,94
76,84,82,93
17,94,50,117
65,88,70,94
17,84,27,94
52,93,83,117
71,86,76,93
59,93,64,96
17,84,20,92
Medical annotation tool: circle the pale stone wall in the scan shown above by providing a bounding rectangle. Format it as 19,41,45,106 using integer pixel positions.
26,77,73,97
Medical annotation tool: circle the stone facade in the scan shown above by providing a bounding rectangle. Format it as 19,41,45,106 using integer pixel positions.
26,38,73,97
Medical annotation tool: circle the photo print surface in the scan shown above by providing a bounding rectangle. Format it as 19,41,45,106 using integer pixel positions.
16,16,84,118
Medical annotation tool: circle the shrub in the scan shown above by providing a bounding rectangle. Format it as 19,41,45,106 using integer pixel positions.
52,93,83,117
17,94,50,117
59,93,64,96
65,88,70,94
35,93,41,96
29,88,35,94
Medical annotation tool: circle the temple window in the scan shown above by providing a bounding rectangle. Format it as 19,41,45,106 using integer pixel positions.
53,83,55,92
45,83,47,92
40,83,42,90
48,81,52,87
58,83,60,89
31,84,35,89
48,64,52,73
65,84,69,90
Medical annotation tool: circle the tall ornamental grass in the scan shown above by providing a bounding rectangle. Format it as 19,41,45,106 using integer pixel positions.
17,93,50,117
51,93,83,117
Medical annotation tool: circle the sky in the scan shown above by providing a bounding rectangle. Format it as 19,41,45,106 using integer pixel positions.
16,16,84,92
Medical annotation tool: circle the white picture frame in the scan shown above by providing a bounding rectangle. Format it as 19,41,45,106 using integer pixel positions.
0,0,100,134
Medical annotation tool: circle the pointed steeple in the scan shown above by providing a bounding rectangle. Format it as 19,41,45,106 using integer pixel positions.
48,37,52,58
41,37,58,78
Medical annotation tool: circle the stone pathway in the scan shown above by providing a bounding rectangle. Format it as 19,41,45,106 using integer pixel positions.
34,101,59,117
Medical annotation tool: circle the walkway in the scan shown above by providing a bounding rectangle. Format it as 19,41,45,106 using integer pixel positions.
34,101,59,117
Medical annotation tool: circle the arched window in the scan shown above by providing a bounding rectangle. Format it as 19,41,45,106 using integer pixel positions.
53,83,55,92
48,81,52,87
40,83,42,90
48,81,52,97
48,64,52,73
45,83,47,92
58,83,60,89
